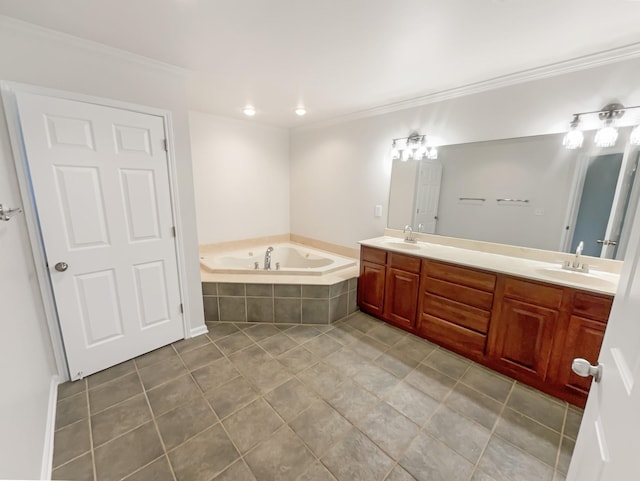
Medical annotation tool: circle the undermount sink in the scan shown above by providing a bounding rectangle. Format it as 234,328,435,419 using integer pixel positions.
535,267,619,291
383,241,423,251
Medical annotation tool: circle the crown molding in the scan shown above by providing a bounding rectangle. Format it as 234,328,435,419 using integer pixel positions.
0,15,188,77
295,42,640,132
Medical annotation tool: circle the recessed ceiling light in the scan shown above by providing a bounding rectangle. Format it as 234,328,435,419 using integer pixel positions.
295,107,307,116
243,106,256,116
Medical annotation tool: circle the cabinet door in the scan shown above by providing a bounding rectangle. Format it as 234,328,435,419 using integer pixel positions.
488,297,558,382
358,261,386,317
554,315,606,398
383,267,420,329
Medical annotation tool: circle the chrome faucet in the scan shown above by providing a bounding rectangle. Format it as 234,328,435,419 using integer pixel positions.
417,223,425,233
264,246,274,270
562,241,589,273
574,241,584,268
403,225,417,243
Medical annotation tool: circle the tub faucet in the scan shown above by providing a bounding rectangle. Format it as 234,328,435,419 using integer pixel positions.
264,246,274,270
403,225,417,243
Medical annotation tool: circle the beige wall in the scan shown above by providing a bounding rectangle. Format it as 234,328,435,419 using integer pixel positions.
189,110,290,245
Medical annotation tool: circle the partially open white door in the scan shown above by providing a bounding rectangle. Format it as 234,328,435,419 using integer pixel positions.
567,178,640,478
15,92,184,380
413,159,443,234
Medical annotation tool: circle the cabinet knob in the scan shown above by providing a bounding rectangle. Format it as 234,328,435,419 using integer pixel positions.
571,358,603,383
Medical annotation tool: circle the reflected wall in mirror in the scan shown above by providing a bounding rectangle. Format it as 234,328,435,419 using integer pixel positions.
387,129,640,259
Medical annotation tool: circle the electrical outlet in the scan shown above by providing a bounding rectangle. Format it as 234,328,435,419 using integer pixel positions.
374,205,383,217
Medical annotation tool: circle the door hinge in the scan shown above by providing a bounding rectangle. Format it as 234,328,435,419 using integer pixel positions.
171,226,176,237
163,139,168,152
180,303,184,314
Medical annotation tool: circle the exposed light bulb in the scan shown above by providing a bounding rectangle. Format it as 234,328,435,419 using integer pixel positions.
562,115,584,150
562,129,584,150
390,141,400,160
243,106,256,116
295,107,307,116
426,147,438,160
631,125,640,146
415,145,427,159
401,148,412,161
595,125,619,147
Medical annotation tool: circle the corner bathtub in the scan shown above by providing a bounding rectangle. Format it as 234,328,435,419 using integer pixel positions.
200,243,357,276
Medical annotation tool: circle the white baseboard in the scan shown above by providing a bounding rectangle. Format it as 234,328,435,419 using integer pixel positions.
41,375,60,480
189,324,208,338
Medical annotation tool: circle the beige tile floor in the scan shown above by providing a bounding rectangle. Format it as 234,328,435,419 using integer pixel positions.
52,312,581,481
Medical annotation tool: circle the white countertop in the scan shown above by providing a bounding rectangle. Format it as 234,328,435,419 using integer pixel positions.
359,236,619,295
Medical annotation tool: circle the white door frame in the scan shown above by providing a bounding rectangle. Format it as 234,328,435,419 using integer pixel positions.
1,81,192,381
559,153,589,252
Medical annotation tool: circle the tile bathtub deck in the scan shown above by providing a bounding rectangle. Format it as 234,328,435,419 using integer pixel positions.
53,313,580,481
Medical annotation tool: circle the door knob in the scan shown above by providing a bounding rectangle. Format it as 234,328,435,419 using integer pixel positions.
572,358,603,383
54,262,69,272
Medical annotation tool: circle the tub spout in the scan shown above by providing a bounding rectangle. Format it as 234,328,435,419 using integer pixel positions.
264,246,274,270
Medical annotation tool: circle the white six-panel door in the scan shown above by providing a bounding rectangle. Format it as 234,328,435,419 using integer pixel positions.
15,92,184,379
567,167,640,479
413,159,443,234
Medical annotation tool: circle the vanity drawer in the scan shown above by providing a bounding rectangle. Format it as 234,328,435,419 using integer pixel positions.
503,277,563,309
423,260,496,292
419,314,487,358
388,252,421,274
572,292,613,322
422,292,491,334
361,246,387,265
423,277,494,311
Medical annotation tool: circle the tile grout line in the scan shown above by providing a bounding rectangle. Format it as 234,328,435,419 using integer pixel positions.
132,353,178,481
85,378,97,481
174,322,284,479
554,403,570,478
285,323,436,479
231,323,373,478
378,355,476,479
211,326,347,479
465,379,517,481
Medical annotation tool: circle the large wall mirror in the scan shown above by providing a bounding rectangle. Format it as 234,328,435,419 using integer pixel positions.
387,128,640,260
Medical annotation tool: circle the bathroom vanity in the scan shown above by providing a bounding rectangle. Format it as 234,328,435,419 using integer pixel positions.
358,235,618,407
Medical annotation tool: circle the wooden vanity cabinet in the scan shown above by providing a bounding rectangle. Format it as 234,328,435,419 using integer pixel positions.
548,292,612,405
417,260,496,360
358,244,614,407
383,253,421,329
358,246,387,317
486,277,565,384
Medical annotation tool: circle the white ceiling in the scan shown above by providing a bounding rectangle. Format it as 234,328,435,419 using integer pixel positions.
1,0,640,127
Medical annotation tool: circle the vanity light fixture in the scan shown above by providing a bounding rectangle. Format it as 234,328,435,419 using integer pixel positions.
391,132,438,161
595,103,623,147
563,103,640,149
243,106,256,117
562,115,584,150
391,140,401,160
631,125,640,146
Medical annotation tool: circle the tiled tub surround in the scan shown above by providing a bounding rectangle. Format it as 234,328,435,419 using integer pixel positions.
203,278,359,324
53,312,578,481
